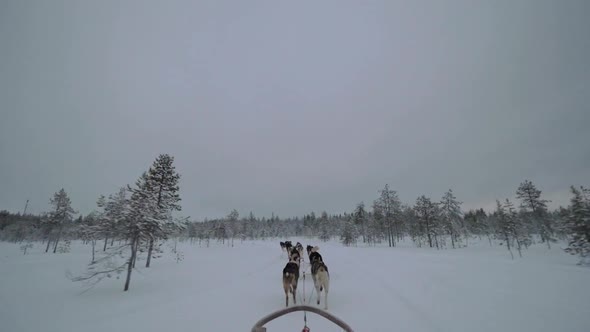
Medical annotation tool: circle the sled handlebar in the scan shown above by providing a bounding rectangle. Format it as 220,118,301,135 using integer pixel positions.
251,305,354,332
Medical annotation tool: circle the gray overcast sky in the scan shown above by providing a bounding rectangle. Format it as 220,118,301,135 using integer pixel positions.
1,0,589,220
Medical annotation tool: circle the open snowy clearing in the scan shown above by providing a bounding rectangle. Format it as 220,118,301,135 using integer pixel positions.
1,239,589,332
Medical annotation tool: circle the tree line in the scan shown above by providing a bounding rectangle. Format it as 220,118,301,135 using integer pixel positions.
1,156,589,292
1,154,183,291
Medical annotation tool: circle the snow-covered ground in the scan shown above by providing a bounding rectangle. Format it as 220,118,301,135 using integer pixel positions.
1,238,589,332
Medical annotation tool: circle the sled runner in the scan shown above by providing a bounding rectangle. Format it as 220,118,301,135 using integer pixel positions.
250,305,354,332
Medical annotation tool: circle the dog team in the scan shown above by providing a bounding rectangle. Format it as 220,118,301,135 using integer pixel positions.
279,241,330,310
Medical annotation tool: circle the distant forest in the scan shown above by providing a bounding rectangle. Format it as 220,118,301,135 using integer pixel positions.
1,154,589,290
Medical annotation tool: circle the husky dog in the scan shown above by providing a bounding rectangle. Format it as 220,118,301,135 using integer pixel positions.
289,247,301,265
308,247,322,265
295,242,304,256
280,242,286,251
311,258,330,310
282,261,300,307
284,241,293,253
307,245,320,256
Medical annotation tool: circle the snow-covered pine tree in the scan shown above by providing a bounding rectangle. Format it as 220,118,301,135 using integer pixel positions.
553,206,571,241
504,198,525,257
516,180,554,248
368,202,384,246
515,208,533,249
319,211,331,241
353,202,367,243
414,196,439,248
93,195,109,252
165,215,188,256
95,194,107,222
402,204,422,247
495,199,518,259
187,222,197,244
45,189,76,253
564,186,590,264
199,222,213,247
69,190,131,290
215,222,227,244
303,212,318,237
101,188,127,251
463,210,479,245
246,212,257,240
376,184,401,247
78,212,101,263
1,211,39,243
341,216,359,246
226,209,239,247
439,189,463,248
124,172,159,290
463,208,489,242
144,154,182,267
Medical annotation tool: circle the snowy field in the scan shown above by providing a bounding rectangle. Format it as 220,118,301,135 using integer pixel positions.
1,238,589,332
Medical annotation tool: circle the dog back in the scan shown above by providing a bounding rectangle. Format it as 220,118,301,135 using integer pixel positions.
309,251,322,264
311,259,328,276
311,259,330,309
283,262,300,284
290,248,301,264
